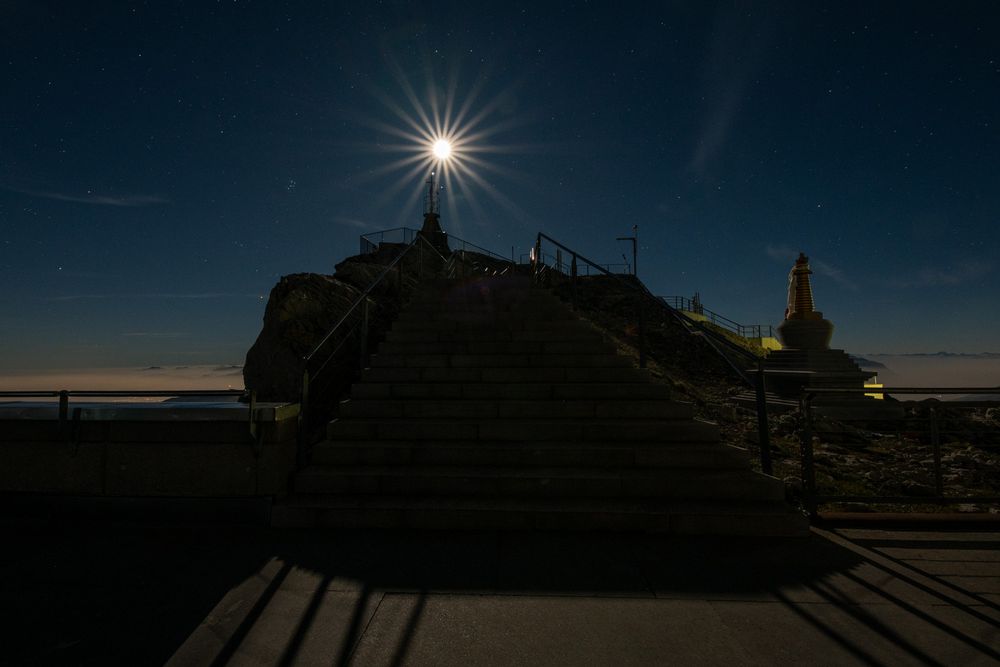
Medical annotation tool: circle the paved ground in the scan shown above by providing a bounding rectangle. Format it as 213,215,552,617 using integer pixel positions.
2,516,998,666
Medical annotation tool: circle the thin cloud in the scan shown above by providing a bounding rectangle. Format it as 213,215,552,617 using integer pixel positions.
690,7,776,175
334,216,375,229
49,293,257,302
7,187,169,207
764,244,857,290
889,261,993,288
765,244,797,262
121,332,189,338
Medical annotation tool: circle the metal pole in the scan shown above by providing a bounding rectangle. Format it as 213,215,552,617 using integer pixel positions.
633,225,637,277
297,368,310,468
800,392,817,519
755,359,773,475
58,389,69,438
359,299,369,371
930,406,944,497
637,303,646,368
571,253,578,310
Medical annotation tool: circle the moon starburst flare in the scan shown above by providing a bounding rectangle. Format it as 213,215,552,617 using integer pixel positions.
355,60,534,234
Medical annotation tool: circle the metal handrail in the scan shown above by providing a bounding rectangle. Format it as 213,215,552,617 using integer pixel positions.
0,390,245,398
0,389,256,439
531,232,770,379
305,234,445,366
360,226,515,266
298,233,448,464
660,296,775,339
797,386,1000,518
359,227,419,254
532,232,654,367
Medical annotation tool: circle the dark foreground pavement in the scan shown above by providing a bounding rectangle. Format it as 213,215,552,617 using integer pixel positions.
1,516,998,666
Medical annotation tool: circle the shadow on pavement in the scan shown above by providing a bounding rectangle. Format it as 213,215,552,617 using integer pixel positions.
3,517,997,665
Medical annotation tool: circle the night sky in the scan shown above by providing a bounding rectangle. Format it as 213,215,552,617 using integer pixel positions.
2,2,998,372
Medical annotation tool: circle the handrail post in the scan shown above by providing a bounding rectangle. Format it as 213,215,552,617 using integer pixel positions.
800,392,817,520
570,253,578,310
930,406,944,497
755,359,773,475
359,298,369,371
533,235,542,283
637,302,646,368
248,389,258,441
58,390,69,437
297,367,309,468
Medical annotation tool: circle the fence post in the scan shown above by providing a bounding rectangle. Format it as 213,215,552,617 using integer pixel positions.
248,389,258,441
930,405,944,497
533,237,542,283
58,390,69,437
571,253,578,310
297,368,310,468
359,298,369,371
755,359,773,475
637,302,646,368
800,392,817,519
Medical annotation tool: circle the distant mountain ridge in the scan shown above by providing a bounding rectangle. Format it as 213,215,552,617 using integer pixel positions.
865,352,1000,358
849,355,888,370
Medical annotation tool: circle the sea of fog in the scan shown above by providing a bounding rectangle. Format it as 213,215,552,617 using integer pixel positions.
1,356,997,402
862,355,1000,393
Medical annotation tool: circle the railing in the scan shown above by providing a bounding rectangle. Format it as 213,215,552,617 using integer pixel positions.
529,232,766,378
796,387,1000,518
299,233,447,463
359,227,418,255
361,227,515,266
531,232,650,367
0,389,253,437
522,251,630,275
660,296,775,339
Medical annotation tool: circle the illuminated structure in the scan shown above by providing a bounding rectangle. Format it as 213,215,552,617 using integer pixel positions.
766,253,878,406
776,252,834,350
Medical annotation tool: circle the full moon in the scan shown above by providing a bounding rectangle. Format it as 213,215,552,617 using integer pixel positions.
432,139,452,160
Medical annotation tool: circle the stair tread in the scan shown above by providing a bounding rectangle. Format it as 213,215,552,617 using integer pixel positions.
314,439,738,449
274,494,797,515
298,464,767,480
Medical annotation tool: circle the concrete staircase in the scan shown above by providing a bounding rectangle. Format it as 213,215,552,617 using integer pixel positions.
272,274,808,535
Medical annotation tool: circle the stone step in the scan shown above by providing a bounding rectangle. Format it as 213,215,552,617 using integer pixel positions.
350,382,670,400
270,496,808,535
292,465,785,501
384,329,603,343
369,353,632,369
375,340,613,356
311,440,749,469
360,366,650,384
337,398,693,420
326,418,719,442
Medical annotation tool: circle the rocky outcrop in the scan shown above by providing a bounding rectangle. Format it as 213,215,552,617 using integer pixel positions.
243,244,434,404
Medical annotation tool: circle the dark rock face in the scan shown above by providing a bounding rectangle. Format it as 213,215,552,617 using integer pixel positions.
243,272,361,402
243,244,435,406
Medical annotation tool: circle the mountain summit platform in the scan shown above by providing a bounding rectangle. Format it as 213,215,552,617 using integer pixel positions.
4,517,998,665
277,274,806,536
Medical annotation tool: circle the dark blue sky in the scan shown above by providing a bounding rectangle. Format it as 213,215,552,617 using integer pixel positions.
2,2,998,370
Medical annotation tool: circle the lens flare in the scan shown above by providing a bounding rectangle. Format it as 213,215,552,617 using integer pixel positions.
355,55,537,233
432,139,452,160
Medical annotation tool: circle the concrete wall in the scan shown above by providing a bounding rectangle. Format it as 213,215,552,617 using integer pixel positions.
0,404,299,498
